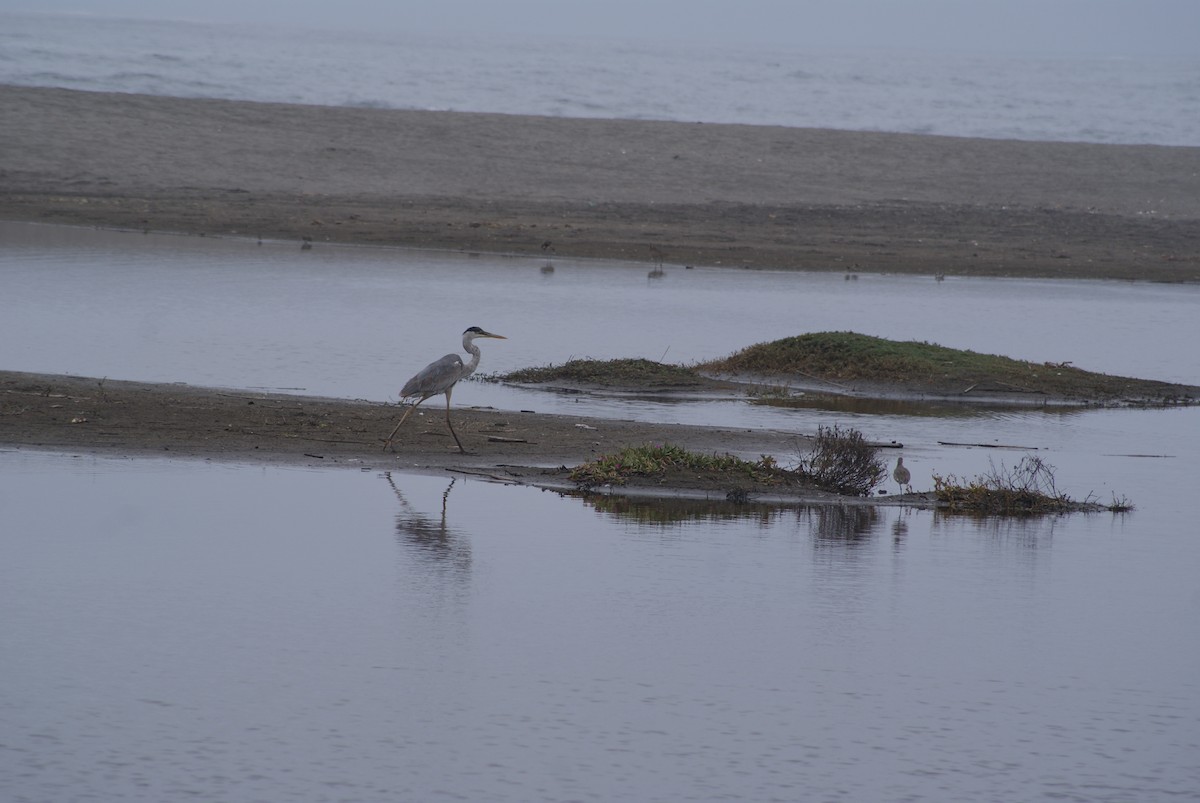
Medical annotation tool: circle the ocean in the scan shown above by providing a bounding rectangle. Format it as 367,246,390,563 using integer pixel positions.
2,10,1197,146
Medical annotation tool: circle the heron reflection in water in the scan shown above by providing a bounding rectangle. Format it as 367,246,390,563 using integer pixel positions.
383,472,471,573
383,326,506,453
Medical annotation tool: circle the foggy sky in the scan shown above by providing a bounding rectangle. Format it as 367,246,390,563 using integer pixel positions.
8,0,1198,58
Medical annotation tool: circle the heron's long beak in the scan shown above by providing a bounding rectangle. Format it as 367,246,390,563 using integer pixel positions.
480,331,507,339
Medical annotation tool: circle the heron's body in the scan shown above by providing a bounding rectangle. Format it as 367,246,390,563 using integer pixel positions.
383,326,506,453
893,457,912,494
401,352,470,402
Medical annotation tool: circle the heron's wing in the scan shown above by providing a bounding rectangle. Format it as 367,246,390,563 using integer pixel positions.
401,353,464,399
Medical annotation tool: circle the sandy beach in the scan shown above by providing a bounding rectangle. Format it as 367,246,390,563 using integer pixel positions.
2,84,1198,281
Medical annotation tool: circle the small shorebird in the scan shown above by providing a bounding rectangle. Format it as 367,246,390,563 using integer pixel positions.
893,456,912,495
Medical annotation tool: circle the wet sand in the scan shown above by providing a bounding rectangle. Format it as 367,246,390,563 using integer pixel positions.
2,84,1198,282
0,370,839,501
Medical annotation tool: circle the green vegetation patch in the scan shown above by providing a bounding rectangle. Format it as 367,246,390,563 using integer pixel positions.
701,331,1188,401
570,427,886,498
568,439,1132,515
491,334,1197,404
499,358,705,388
933,456,1132,515
569,443,792,489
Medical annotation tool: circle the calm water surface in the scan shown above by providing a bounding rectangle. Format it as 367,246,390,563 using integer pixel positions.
3,221,1198,392
2,222,1199,800
1,450,1197,802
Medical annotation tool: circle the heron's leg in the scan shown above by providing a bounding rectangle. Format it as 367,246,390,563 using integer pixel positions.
444,387,466,453
383,399,422,451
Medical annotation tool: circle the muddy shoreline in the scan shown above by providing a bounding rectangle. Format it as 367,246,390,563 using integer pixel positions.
2,370,857,502
7,368,1189,508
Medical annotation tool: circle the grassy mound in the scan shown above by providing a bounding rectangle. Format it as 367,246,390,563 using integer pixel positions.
570,428,886,498
701,331,1198,402
498,358,705,388
492,334,1197,405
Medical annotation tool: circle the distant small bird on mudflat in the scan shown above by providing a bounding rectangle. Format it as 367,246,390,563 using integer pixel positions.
893,457,912,495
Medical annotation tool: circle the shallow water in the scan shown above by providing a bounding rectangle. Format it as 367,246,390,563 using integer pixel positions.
2,223,1199,800
1,450,1197,802
3,221,1198,390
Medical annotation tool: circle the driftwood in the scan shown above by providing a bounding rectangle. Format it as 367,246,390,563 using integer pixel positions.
938,440,1040,450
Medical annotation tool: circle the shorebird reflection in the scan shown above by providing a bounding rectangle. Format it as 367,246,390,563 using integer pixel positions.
383,472,471,572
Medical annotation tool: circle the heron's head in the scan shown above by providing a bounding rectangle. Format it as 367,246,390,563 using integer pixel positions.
463,326,507,340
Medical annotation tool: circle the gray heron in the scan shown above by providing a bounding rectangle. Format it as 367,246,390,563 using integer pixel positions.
383,326,506,453
893,456,912,495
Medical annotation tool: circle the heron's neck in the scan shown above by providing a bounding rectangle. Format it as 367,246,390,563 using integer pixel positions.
460,337,482,379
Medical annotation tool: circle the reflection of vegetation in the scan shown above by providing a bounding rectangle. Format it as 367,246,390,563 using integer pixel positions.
802,505,881,541
579,494,792,525
932,508,1063,542
495,358,705,388
577,494,890,537
794,424,886,497
702,331,1198,403
932,456,1133,515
